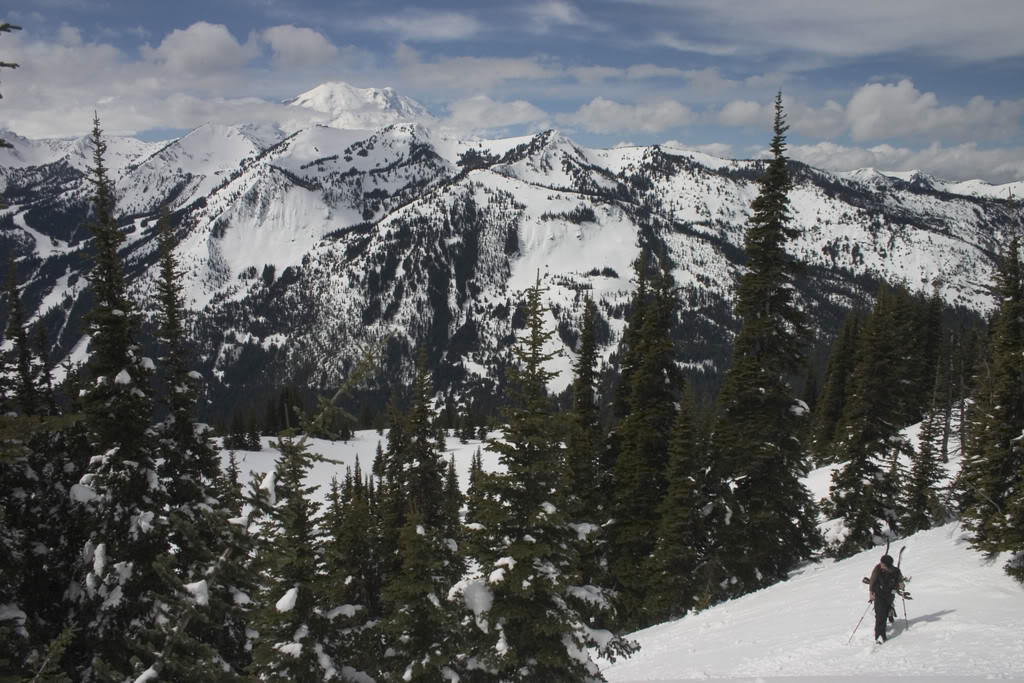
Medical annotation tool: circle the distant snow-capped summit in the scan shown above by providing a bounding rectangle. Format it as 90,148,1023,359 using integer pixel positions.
841,166,1022,199
283,81,433,131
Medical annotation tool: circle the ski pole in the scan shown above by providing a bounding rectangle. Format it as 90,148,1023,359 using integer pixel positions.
847,602,871,645
897,545,908,631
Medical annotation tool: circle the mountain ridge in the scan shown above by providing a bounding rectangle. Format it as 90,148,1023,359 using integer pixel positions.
0,83,1016,419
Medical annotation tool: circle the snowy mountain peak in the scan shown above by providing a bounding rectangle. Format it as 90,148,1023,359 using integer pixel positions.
845,167,885,181
283,81,433,131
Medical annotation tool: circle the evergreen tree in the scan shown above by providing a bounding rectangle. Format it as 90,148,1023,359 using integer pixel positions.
959,202,1024,578
23,623,77,683
810,311,861,463
564,296,610,598
565,296,602,520
249,437,339,680
608,252,681,625
321,472,377,671
464,446,485,525
709,93,821,596
373,394,412,603
33,323,58,416
828,285,911,557
950,324,983,466
145,205,248,680
399,355,448,527
462,274,635,680
218,451,244,516
889,287,935,425
378,510,465,682
903,363,951,535
6,257,38,416
644,386,712,622
377,358,465,679
458,407,475,444
372,439,385,478
71,115,172,681
914,288,946,416
382,394,408,483
3,423,92,678
442,454,463,542
798,360,819,446
154,205,222,568
610,257,650,421
0,491,24,681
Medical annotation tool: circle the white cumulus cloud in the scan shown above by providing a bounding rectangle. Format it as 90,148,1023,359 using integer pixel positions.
845,80,1024,141
718,99,765,127
718,82,1020,143
560,97,696,134
262,25,338,67
445,95,548,132
140,22,260,74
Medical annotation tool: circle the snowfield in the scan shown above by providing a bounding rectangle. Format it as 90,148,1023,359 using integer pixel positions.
602,522,1024,682
220,431,1024,682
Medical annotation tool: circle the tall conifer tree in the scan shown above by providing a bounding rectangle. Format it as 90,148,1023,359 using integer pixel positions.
143,206,249,680
72,115,172,681
608,253,681,624
249,437,339,680
644,386,712,622
903,364,951,535
464,446,485,526
377,358,465,680
442,454,463,542
463,274,635,680
321,472,376,670
565,296,602,520
960,199,1024,577
828,286,911,557
709,93,821,595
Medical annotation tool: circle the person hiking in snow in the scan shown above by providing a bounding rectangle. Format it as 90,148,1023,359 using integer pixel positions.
868,554,904,643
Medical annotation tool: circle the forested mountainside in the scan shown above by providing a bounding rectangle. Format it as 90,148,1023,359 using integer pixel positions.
0,83,1017,423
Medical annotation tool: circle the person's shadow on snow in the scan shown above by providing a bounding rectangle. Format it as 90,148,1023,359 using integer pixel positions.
891,609,956,636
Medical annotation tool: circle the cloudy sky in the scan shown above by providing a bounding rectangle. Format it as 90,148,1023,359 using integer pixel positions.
2,0,1023,182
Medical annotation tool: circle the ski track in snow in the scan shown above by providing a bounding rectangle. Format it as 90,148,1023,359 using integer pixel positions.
220,429,1024,682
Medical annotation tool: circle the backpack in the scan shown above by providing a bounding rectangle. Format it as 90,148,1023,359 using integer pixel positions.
876,566,900,596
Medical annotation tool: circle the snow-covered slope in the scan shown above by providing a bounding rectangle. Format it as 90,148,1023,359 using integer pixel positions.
0,129,160,173
223,430,1024,682
602,521,1024,681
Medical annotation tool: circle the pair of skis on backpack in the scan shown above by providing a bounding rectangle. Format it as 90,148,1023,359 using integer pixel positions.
861,574,913,599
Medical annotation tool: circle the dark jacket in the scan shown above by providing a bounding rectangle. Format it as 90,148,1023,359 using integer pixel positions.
868,563,904,602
